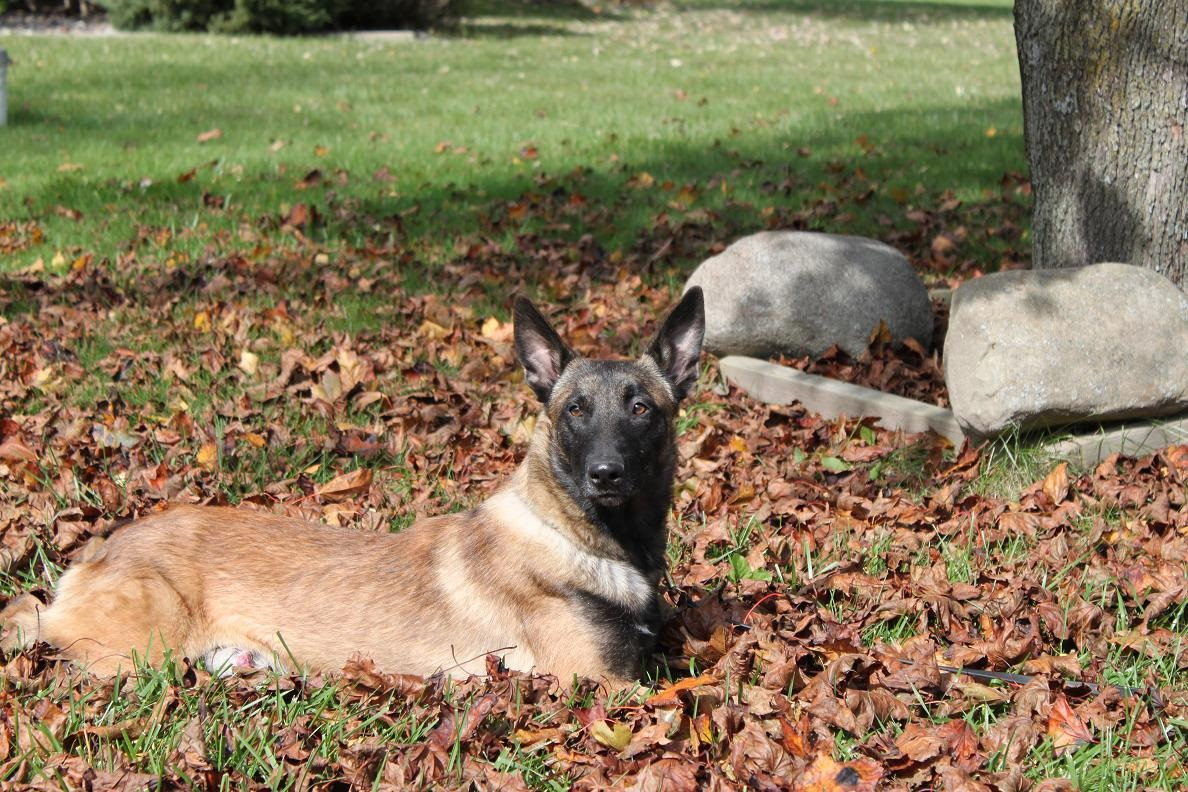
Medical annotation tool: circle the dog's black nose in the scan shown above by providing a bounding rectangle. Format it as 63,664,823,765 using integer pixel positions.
587,461,624,489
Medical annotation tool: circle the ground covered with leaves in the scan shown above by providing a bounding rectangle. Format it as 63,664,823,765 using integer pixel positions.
2,247,1186,790
1,1,1186,789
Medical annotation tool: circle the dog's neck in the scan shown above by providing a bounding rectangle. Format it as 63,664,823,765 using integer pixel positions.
514,415,671,579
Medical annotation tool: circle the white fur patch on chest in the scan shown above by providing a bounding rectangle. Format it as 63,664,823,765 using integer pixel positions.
487,491,653,611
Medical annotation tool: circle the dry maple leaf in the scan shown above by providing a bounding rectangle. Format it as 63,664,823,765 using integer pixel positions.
1040,461,1070,504
645,673,718,707
1047,694,1095,754
793,752,883,792
316,468,373,501
196,442,218,471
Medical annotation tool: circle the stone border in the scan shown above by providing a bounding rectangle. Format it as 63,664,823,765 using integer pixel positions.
1045,417,1188,468
719,355,1188,468
718,356,965,445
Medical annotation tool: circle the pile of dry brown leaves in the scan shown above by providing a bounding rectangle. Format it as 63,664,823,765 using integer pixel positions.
0,234,1185,789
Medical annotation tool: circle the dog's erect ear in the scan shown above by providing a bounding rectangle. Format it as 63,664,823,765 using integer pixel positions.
514,296,575,403
645,287,705,401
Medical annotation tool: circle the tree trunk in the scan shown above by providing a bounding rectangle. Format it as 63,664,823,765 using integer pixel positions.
1014,0,1188,289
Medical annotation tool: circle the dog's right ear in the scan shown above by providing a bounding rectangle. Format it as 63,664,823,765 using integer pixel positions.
513,296,574,403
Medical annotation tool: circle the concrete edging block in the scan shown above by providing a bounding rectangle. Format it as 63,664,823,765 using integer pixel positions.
718,355,965,445
1045,417,1188,468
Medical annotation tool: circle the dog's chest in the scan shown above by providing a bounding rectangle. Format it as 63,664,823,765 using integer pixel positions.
488,491,655,611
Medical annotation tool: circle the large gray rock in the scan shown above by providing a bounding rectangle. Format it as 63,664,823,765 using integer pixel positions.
684,232,933,359
945,263,1188,438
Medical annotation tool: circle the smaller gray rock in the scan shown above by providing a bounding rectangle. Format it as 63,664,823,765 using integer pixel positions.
684,231,933,359
944,263,1188,438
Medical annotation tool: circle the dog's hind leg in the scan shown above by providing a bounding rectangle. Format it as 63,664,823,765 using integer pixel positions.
34,561,200,678
0,594,45,652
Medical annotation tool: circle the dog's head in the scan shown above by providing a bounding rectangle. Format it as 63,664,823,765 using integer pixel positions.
513,288,705,509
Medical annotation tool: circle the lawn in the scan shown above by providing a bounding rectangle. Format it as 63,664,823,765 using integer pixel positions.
1,1,1185,790
2,0,1026,281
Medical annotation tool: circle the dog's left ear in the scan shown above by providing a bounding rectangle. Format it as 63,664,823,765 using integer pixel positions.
514,296,575,403
645,286,705,401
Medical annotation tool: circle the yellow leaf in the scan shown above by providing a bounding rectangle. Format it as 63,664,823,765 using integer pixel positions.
196,442,218,471
51,251,66,269
673,185,697,208
589,720,632,752
30,366,54,389
314,145,329,157
418,320,450,340
274,321,296,346
238,349,259,376
244,432,267,448
481,316,503,340
194,311,211,332
728,435,748,454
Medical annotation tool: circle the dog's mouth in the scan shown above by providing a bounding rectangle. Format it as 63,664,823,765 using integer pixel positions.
588,489,631,508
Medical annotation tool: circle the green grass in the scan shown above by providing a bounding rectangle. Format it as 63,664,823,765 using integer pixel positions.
969,429,1068,501
6,658,440,788
1,0,1025,281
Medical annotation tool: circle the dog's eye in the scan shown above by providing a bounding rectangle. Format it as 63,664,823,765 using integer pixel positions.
632,401,649,416
568,404,584,417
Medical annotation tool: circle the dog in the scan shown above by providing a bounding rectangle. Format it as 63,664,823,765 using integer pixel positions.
0,288,705,686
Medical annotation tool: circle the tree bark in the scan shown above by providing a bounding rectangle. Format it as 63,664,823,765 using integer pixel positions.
1014,0,1188,289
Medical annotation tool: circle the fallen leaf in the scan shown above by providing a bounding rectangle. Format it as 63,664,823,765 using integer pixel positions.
645,673,718,706
590,719,632,752
196,442,218,471
794,752,883,791
1041,461,1069,504
238,349,259,376
1047,694,1094,754
316,468,373,501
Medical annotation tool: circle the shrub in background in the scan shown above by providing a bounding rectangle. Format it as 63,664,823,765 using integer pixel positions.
339,0,456,31
99,0,458,33
104,0,221,31
210,0,338,34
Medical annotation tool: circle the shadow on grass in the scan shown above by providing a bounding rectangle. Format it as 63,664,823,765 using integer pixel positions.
3,95,1027,314
340,95,1026,259
455,22,585,38
459,0,618,22
673,0,1013,22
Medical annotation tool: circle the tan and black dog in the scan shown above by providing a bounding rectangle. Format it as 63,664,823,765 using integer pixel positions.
0,288,705,686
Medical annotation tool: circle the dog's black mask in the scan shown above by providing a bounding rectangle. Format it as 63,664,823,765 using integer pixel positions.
513,288,705,515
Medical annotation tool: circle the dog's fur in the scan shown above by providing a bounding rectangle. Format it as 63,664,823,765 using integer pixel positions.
0,289,704,685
